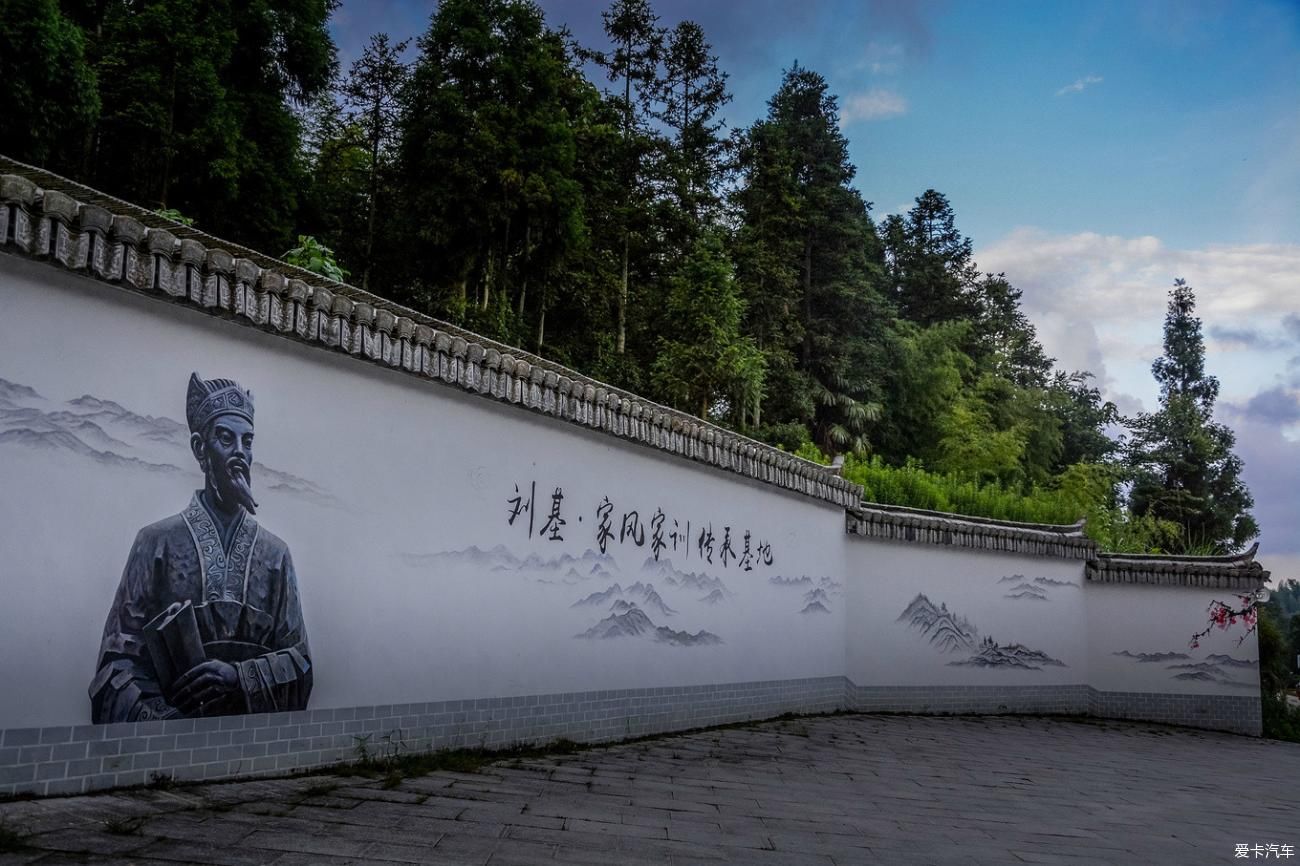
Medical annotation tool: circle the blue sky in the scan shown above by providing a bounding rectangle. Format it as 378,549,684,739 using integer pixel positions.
331,1,1300,580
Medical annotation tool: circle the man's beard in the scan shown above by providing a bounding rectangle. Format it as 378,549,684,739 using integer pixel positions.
208,456,258,515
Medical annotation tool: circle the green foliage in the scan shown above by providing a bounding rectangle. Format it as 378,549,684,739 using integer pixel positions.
1258,607,1291,697
843,455,1082,525
339,32,410,291
650,232,764,421
1257,605,1300,744
874,321,969,463
1271,579,1300,623
1049,463,1181,553
0,0,99,173
399,0,593,339
153,208,195,227
1045,371,1120,470
793,441,831,465
47,0,337,251
883,190,979,328
732,64,891,452
653,20,730,231
0,817,30,853
933,382,1033,488
1262,692,1300,743
9,1,1258,561
1127,280,1258,553
282,235,349,282
842,455,1185,552
296,96,371,285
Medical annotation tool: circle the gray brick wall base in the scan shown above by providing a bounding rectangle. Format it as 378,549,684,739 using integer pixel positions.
1088,689,1261,737
0,677,845,798
845,683,1262,737
847,684,1091,716
0,678,1262,797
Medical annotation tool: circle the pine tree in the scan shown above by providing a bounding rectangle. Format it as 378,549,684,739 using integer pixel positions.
732,65,891,452
594,0,663,356
884,190,980,327
650,231,764,421
399,0,595,341
341,33,410,291
1127,279,1258,553
654,20,730,235
84,0,336,251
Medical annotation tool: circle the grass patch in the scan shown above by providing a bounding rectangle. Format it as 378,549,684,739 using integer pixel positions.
147,771,178,790
331,734,588,784
101,816,146,836
1263,693,1300,743
339,711,865,784
299,781,341,799
0,818,30,853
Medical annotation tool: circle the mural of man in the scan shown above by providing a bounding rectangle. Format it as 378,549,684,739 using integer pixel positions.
89,373,312,723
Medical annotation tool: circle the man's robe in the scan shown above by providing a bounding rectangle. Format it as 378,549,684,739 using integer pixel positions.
90,492,312,723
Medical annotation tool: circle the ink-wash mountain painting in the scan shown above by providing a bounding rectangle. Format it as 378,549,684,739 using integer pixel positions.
771,575,843,613
389,538,843,685
0,375,337,507
898,593,1066,669
996,574,1079,601
1112,649,1258,689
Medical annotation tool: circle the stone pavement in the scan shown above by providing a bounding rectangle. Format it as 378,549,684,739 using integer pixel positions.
1,713,1296,865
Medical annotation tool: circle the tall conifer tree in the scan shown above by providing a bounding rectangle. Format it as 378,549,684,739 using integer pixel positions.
733,65,890,451
595,0,662,355
341,33,410,292
1127,279,1257,553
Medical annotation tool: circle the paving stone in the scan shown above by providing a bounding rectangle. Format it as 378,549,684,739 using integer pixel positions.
0,715,1295,866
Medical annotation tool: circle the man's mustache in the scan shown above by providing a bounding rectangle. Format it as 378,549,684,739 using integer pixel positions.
213,456,258,514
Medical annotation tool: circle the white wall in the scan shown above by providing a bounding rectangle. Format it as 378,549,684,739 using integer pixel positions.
1088,583,1260,696
0,254,1260,735
0,258,847,728
845,540,1088,687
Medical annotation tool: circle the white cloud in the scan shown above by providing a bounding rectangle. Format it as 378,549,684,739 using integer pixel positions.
1222,404,1300,560
977,228,1300,399
840,88,908,123
977,228,1300,558
859,41,905,75
1055,75,1103,97
979,228,1300,332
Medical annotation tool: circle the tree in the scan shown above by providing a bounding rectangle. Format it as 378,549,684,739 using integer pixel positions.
85,0,336,251
399,0,594,341
341,33,410,291
1044,371,1120,472
0,0,99,173
884,190,981,327
296,91,371,280
873,321,969,464
654,20,730,235
650,231,764,421
594,0,663,355
732,65,891,452
970,273,1053,387
1126,279,1258,553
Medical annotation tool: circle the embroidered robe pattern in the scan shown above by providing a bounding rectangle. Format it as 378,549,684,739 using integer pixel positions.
90,493,312,723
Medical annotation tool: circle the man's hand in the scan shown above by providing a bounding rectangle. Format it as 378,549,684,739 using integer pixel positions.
171,660,239,715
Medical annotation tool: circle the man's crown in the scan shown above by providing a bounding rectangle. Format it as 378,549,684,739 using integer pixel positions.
186,372,254,434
